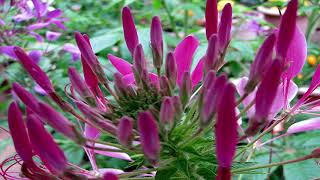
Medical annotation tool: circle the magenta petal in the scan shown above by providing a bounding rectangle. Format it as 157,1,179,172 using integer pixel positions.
29,31,44,42
122,73,136,85
94,143,132,161
268,81,298,119
84,124,100,139
218,3,232,51
205,0,218,40
285,26,307,80
98,168,123,175
191,57,204,88
236,77,256,118
107,54,133,75
149,73,159,88
287,118,320,134
27,22,50,31
47,9,62,19
0,18,5,26
215,83,238,168
174,35,199,87
46,31,61,41
122,6,139,55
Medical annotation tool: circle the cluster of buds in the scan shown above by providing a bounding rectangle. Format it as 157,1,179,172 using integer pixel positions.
1,0,320,179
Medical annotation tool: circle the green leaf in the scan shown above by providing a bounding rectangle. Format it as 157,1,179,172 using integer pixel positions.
155,167,177,180
176,158,190,178
90,31,121,53
284,160,320,180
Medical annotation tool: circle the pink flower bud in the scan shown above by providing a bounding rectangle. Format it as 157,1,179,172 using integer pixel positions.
160,97,175,131
122,6,139,55
246,34,276,92
200,74,227,127
276,0,298,61
68,67,95,104
205,0,218,40
133,44,146,75
12,82,39,111
37,102,84,144
215,83,237,176
138,111,160,165
117,116,133,147
165,52,177,88
114,73,127,98
160,76,171,96
26,114,67,175
150,16,163,70
13,47,54,93
216,166,231,180
218,3,232,52
205,34,219,73
8,102,33,163
179,72,192,108
172,96,183,119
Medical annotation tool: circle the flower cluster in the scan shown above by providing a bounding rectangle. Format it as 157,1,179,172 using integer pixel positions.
1,0,320,179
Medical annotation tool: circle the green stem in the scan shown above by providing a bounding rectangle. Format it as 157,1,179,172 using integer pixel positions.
236,98,255,119
161,0,179,38
118,168,157,178
232,154,314,173
236,93,249,107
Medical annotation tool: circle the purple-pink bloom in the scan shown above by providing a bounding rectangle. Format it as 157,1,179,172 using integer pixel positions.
138,111,161,165
215,83,237,179
217,3,232,52
46,31,61,41
26,114,67,175
14,47,54,93
122,6,139,55
205,0,218,40
0,46,17,59
47,9,62,19
28,50,42,64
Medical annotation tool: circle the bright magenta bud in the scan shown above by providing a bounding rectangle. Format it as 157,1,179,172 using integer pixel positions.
26,114,67,175
8,102,33,163
133,44,146,75
114,73,127,98
200,74,226,127
14,47,54,93
150,16,163,70
117,116,133,147
217,3,232,52
215,83,237,179
276,0,298,61
160,97,175,131
68,67,95,104
12,82,39,111
246,34,276,92
37,102,84,144
205,0,218,40
138,111,161,165
165,52,177,88
179,71,192,108
122,6,139,55
103,172,119,180
205,34,219,73
160,75,171,96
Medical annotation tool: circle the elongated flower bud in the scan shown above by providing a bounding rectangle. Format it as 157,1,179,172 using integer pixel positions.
172,96,183,120
205,0,218,40
276,0,298,62
26,114,67,175
138,111,160,165
205,34,219,73
179,71,192,108
114,73,127,98
68,67,95,104
200,74,227,127
198,71,216,113
215,83,237,180
160,76,171,96
14,47,54,93
246,34,276,92
37,102,84,144
133,44,146,75
117,116,133,147
165,52,177,88
122,6,139,55
12,82,39,111
246,59,282,136
160,97,175,131
218,3,232,52
150,16,163,71
8,102,33,163
76,101,117,135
